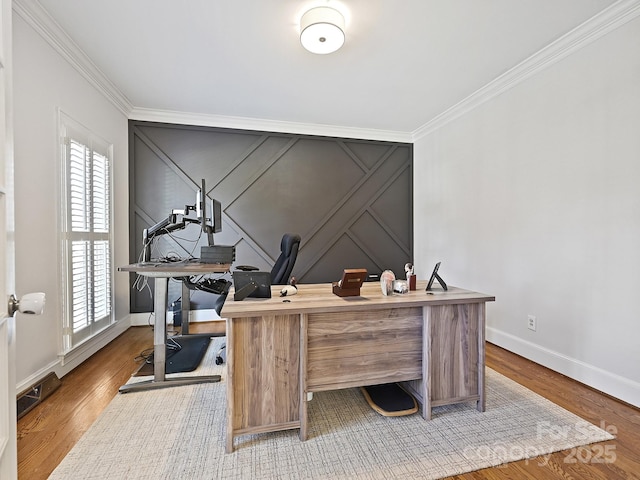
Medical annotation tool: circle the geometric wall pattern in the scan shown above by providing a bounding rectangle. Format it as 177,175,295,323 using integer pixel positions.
129,121,413,312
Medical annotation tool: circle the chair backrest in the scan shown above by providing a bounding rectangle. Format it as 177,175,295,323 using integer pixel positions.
270,233,301,285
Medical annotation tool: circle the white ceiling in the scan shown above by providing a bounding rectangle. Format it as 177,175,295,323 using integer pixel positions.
34,0,617,135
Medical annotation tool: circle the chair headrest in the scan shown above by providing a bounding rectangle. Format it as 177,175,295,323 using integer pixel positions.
280,233,301,256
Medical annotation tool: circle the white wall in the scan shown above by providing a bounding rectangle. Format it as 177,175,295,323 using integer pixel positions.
13,14,130,389
414,16,640,406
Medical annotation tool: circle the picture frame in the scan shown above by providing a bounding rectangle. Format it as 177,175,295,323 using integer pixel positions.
426,262,448,291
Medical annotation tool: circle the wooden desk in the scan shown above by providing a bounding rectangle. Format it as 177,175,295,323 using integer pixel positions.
118,261,230,393
221,281,495,452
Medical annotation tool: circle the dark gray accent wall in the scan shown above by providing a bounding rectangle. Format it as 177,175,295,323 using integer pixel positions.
129,121,413,312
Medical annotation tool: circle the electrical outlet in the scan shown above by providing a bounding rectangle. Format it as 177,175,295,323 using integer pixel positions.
527,315,537,331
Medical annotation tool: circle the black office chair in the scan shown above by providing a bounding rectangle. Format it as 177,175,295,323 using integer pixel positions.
187,277,231,313
270,233,301,285
180,276,231,326
236,233,301,285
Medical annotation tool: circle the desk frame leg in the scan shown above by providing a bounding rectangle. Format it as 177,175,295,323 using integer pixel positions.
181,281,190,335
118,277,220,394
154,277,168,381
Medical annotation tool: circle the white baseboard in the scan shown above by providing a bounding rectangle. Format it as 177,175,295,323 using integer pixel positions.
129,309,222,327
486,326,640,408
17,311,225,394
17,317,131,394
17,359,60,396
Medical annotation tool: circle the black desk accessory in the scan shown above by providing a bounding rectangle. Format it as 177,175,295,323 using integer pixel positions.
233,281,258,301
426,261,448,291
232,271,272,300
200,245,235,264
235,265,259,271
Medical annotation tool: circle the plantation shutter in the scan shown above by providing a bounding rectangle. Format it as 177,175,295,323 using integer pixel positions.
61,116,113,349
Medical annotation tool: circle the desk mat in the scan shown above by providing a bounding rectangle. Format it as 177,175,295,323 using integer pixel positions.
134,334,212,376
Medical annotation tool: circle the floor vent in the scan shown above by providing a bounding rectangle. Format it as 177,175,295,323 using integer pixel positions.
17,372,61,419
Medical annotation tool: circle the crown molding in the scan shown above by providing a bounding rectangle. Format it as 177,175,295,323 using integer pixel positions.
13,0,133,116
412,0,640,141
16,0,639,143
15,0,410,143
129,107,414,143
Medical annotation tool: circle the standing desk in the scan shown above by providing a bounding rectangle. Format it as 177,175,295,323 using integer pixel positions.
221,281,495,452
118,261,230,393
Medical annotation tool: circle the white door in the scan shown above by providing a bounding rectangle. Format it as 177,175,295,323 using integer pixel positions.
0,0,16,477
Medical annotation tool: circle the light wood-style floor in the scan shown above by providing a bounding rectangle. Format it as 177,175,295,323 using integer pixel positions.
17,323,640,480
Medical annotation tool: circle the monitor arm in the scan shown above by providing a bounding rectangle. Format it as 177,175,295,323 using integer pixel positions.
141,203,200,262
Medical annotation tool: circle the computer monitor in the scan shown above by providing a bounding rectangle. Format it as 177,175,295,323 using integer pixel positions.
212,198,222,234
196,179,222,245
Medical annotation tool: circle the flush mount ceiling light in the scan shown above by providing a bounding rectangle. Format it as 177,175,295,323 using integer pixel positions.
300,6,345,54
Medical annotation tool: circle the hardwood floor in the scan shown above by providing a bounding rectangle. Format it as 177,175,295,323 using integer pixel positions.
17,323,640,479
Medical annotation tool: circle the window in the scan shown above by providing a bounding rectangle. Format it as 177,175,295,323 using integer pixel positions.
60,113,113,349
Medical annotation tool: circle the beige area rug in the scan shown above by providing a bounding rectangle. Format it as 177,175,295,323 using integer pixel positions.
49,338,613,479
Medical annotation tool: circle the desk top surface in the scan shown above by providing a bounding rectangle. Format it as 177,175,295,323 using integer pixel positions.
221,280,494,318
119,260,231,277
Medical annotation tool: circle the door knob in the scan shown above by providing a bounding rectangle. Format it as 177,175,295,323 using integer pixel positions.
8,292,46,316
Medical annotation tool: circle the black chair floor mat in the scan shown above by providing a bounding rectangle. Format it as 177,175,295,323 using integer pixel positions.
134,334,212,376
361,383,418,416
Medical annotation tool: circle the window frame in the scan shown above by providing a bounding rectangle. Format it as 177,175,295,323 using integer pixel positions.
59,112,114,351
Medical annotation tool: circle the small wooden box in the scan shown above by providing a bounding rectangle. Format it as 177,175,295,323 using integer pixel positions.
332,268,367,297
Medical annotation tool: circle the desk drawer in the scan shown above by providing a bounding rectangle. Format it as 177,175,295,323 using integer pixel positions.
306,307,423,391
